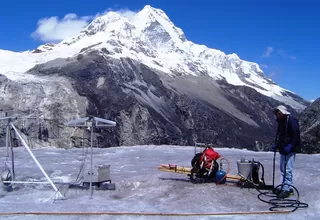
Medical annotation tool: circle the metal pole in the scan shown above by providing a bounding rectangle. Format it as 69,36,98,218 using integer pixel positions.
6,125,9,157
10,123,63,198
272,151,276,188
4,114,10,157
90,123,93,198
9,131,15,181
3,181,50,184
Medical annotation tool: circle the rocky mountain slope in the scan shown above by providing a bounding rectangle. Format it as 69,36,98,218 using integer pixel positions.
0,51,306,151
299,98,320,153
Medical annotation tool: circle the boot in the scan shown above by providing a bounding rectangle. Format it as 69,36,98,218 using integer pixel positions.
277,190,290,199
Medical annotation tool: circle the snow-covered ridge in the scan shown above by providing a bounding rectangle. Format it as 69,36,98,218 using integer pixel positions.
0,5,306,110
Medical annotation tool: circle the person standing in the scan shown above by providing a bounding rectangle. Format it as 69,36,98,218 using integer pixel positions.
271,105,301,199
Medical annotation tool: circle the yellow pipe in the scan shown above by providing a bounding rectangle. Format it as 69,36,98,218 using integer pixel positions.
158,164,242,181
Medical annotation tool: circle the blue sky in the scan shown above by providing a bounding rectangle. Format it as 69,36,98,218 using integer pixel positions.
0,0,319,101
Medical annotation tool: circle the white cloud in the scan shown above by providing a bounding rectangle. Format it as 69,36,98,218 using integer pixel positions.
262,46,274,57
31,8,137,42
105,8,137,20
278,49,297,60
31,13,92,42
261,47,296,61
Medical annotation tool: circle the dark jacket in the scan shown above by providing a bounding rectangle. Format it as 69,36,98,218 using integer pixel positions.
276,115,301,155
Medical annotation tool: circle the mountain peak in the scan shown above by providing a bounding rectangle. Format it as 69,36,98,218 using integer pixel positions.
131,5,186,43
83,12,127,35
140,5,171,22
61,5,186,46
100,11,123,22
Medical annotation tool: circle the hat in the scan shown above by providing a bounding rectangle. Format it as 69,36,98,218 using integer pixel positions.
273,105,290,115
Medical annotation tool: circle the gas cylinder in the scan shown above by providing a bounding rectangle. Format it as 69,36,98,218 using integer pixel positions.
215,170,227,184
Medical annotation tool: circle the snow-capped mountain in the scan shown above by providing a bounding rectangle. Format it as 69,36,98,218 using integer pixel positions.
0,5,306,110
1,5,315,151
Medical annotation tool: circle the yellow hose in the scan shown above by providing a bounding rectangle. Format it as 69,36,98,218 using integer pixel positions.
0,210,291,216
